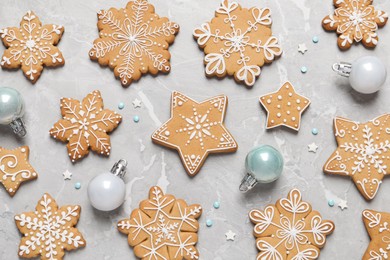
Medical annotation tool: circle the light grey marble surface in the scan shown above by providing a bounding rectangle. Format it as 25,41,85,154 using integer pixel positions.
1,0,390,259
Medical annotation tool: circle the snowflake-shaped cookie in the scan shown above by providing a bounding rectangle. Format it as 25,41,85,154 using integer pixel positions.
363,209,390,260
15,193,85,260
49,90,122,162
324,114,390,200
152,91,238,176
249,189,335,260
89,0,179,87
0,11,64,83
0,146,37,196
322,0,388,49
193,0,282,87
118,186,202,260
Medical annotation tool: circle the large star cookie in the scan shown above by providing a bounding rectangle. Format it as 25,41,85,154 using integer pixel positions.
151,91,238,176
324,114,390,200
49,90,122,162
15,193,86,260
322,0,388,50
0,146,37,196
249,189,335,260
362,209,390,260
118,186,202,260
89,0,179,87
259,81,310,131
0,11,64,83
193,0,282,87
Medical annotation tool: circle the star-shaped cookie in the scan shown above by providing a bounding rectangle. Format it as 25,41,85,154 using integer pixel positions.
362,209,390,260
15,193,85,260
0,146,37,196
0,11,64,83
152,91,238,176
322,0,388,49
49,90,122,162
324,114,390,200
259,81,310,131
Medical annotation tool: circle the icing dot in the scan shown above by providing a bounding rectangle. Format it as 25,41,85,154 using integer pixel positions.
178,101,183,106
277,113,281,118
277,95,282,100
190,154,196,159
21,148,26,153
266,99,271,104
301,66,308,73
74,182,81,190
312,128,319,135
164,131,170,136
213,201,220,209
328,199,335,207
133,115,139,123
118,102,125,110
312,36,319,43
206,219,213,227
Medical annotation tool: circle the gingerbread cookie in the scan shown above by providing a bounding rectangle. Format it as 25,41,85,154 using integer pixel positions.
249,189,335,260
0,146,37,196
15,193,86,259
322,0,388,50
49,90,122,162
362,209,390,260
118,186,202,260
151,91,238,176
193,0,282,87
259,81,310,131
0,11,64,83
324,114,390,200
89,0,179,87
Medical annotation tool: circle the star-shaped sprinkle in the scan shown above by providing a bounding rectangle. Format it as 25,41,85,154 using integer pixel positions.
0,11,64,83
15,193,85,259
152,91,238,176
132,98,142,108
0,146,38,196
49,90,122,162
362,209,390,259
338,200,348,210
324,114,390,200
225,230,236,241
308,142,318,153
298,43,308,54
259,81,311,131
62,170,72,180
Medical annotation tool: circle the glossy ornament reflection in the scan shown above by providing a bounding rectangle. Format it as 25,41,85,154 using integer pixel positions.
87,159,127,211
240,145,284,192
0,87,26,137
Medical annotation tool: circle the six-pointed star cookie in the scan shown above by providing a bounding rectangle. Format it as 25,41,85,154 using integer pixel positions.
15,193,86,260
49,90,122,162
259,81,311,131
322,0,388,50
89,0,179,87
193,0,282,87
118,186,202,260
362,209,390,260
0,146,37,196
152,91,238,176
0,11,64,83
324,114,390,200
249,189,335,260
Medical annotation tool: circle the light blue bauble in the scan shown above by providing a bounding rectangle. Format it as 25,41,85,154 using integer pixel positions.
245,145,284,183
0,87,25,125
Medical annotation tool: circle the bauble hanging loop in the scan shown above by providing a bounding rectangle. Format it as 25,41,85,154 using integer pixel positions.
87,159,128,211
0,87,26,137
333,56,387,94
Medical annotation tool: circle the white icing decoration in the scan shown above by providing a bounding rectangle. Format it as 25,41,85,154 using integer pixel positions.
250,189,334,260
193,1,282,86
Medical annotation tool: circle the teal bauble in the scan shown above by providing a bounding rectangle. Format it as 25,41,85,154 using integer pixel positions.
240,145,283,192
0,87,26,137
